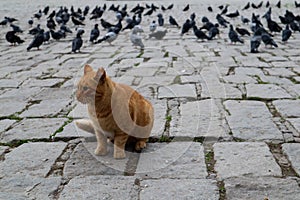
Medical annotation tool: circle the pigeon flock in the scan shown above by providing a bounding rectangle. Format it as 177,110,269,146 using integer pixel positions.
2,1,300,54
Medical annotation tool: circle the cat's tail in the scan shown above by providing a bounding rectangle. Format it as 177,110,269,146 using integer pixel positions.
75,119,95,134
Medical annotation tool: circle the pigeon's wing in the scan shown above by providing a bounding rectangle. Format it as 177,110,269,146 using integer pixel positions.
130,34,144,48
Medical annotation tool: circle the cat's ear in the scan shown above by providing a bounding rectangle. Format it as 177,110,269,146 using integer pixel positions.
94,67,106,84
84,64,93,75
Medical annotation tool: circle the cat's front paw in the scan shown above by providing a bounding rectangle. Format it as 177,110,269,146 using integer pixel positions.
114,150,126,159
135,141,147,151
94,146,107,156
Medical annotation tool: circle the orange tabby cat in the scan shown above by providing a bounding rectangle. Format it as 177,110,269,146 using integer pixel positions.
75,64,154,159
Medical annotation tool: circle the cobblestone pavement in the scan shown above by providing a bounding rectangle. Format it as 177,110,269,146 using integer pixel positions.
0,0,300,199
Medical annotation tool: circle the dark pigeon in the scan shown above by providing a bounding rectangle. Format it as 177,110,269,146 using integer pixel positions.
208,24,220,39
242,2,250,10
261,33,278,47
228,25,244,44
72,29,85,53
90,24,100,43
10,24,23,33
27,29,45,51
250,35,261,53
193,25,211,41
157,13,164,26
169,16,179,27
183,4,190,12
282,24,292,42
236,27,251,36
5,31,24,45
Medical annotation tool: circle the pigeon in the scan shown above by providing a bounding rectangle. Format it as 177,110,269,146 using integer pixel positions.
295,1,300,8
202,16,209,23
100,19,114,30
290,21,300,32
46,18,56,30
5,16,18,23
282,24,292,42
0,19,8,26
29,24,41,35
10,24,23,33
122,15,138,31
242,2,250,10
60,24,72,34
208,6,213,12
28,19,34,26
161,5,167,11
226,10,239,19
169,16,179,27
250,35,261,53
220,5,228,15
47,11,56,19
236,27,251,36
276,0,281,8
5,31,24,45
130,25,144,49
157,13,164,26
72,29,85,53
216,14,229,27
83,6,89,16
200,21,214,31
266,16,282,33
71,16,85,26
34,10,42,20
50,29,65,40
167,4,174,10
149,20,157,32
190,13,196,22
183,4,190,12
43,6,50,15
257,1,263,8
90,24,100,43
228,25,244,44
97,31,118,44
27,29,45,51
181,19,193,36
261,33,278,47
208,24,220,39
266,1,270,7
149,29,167,40
241,16,250,24
193,25,211,41
43,31,50,43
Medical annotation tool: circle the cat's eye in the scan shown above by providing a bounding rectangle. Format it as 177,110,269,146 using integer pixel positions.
82,86,89,91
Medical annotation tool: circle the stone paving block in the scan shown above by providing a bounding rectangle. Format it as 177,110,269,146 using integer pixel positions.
282,143,300,176
223,75,257,84
59,175,138,200
264,68,295,76
201,83,242,99
0,119,16,133
246,84,292,99
20,99,72,117
140,179,219,200
287,118,300,134
0,175,61,200
0,79,23,88
0,142,66,177
224,100,283,141
225,177,300,200
56,121,92,138
63,142,123,179
125,66,159,77
31,87,74,101
214,142,282,180
271,61,298,68
170,99,225,138
158,84,197,99
273,100,300,117
0,98,27,117
0,118,66,143
136,142,207,178
0,146,8,158
284,84,300,97
21,78,65,88
0,87,41,101
68,103,89,119
150,100,167,137
139,76,174,87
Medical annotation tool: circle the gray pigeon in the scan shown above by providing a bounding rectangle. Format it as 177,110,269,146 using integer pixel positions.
149,29,167,40
149,20,157,32
130,25,144,49
250,35,261,53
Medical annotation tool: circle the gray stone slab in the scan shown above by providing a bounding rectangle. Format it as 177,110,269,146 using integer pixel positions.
140,179,219,200
136,142,207,178
0,142,66,177
246,84,292,99
287,118,300,134
31,87,74,101
0,146,8,158
0,87,41,101
59,175,138,200
224,100,283,141
20,99,72,118
0,119,16,133
56,121,92,138
68,104,89,119
282,143,300,176
0,79,23,88
0,175,61,200
150,100,167,137
158,84,197,99
0,98,27,117
0,118,66,143
273,100,300,117
225,177,300,200
63,142,123,179
170,99,225,138
21,78,65,88
214,142,282,180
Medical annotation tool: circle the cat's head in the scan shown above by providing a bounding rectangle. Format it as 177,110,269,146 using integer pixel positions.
76,64,108,104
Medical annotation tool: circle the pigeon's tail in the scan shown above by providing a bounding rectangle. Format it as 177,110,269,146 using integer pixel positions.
97,36,108,43
17,38,25,44
272,41,278,47
238,37,244,44
27,45,32,51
